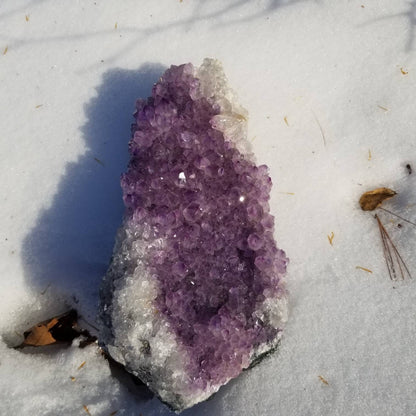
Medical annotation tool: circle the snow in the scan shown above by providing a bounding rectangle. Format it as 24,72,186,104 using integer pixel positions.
0,0,415,415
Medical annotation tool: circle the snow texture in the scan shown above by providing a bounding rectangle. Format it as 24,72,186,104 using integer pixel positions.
1,1,416,415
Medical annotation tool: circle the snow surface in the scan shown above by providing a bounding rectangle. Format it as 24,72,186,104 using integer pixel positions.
0,0,415,415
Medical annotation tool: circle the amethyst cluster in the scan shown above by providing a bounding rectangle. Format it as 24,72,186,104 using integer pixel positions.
99,59,288,412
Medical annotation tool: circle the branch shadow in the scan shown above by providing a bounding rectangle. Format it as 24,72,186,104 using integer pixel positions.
358,0,416,51
21,63,166,322
0,0,51,21
1,0,312,69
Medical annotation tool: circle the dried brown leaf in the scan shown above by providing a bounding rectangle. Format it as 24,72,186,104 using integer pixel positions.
359,188,396,211
16,309,97,349
22,319,58,346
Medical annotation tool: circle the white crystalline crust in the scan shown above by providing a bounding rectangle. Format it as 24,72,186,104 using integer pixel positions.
197,59,252,156
100,219,192,409
99,59,288,412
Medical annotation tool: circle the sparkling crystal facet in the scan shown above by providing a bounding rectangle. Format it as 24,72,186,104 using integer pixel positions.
99,59,288,412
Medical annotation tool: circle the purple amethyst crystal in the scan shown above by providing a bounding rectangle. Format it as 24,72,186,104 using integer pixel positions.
99,58,288,412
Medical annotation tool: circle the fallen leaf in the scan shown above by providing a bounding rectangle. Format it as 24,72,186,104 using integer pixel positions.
359,188,396,211
22,319,58,346
16,309,96,348
78,361,86,370
283,116,289,126
3,46,8,55
83,405,92,415
400,67,408,75
25,15,30,22
327,232,334,246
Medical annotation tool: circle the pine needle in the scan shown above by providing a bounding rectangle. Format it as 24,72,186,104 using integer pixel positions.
327,232,334,246
375,215,412,280
318,375,329,385
356,266,373,273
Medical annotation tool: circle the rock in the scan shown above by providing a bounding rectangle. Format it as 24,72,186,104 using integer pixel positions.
99,58,288,412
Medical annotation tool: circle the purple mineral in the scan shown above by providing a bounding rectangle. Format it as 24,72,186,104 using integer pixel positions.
99,58,288,412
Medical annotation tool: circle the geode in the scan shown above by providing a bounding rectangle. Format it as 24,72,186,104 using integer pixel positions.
99,58,288,412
